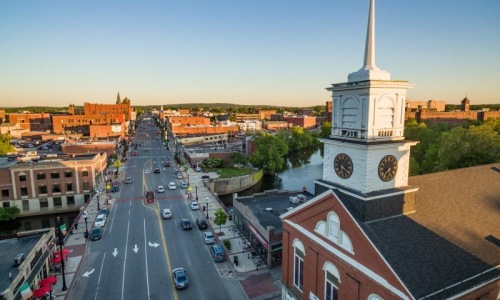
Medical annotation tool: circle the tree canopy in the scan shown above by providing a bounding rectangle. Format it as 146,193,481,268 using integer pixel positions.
0,135,15,155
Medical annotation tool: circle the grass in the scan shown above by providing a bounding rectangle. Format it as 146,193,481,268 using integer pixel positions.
205,167,255,179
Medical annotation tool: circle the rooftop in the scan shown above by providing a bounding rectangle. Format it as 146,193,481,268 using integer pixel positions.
358,164,500,299
236,190,314,232
0,234,43,293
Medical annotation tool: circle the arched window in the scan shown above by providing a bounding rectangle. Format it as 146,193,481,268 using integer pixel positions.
327,212,340,242
341,98,359,128
368,294,384,300
323,262,340,300
377,97,395,129
293,239,305,291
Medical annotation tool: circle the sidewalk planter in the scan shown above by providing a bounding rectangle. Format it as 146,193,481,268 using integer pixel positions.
222,239,232,253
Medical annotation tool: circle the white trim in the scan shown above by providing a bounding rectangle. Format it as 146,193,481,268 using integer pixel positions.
285,219,411,300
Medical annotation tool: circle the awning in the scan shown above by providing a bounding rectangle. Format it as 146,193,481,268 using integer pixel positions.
247,223,268,248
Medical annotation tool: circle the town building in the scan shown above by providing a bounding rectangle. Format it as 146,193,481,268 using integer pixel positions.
233,190,313,269
284,116,317,129
0,123,28,138
7,112,52,132
264,121,289,131
236,120,262,132
0,229,59,300
281,1,499,299
405,99,446,112
259,110,277,120
0,152,107,217
235,113,261,122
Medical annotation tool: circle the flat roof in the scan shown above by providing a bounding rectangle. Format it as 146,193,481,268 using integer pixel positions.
236,190,314,233
0,235,42,293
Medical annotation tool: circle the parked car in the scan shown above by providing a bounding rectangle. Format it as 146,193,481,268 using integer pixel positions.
180,219,192,230
99,208,109,216
190,201,199,210
94,214,106,228
179,181,188,189
202,231,215,244
172,268,189,289
90,228,103,241
209,245,227,262
161,208,172,219
176,173,183,179
196,218,207,230
157,185,165,193
111,185,119,192
124,177,133,184
168,182,176,190
146,191,155,204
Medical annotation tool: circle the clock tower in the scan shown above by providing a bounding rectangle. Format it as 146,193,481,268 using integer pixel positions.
316,0,418,221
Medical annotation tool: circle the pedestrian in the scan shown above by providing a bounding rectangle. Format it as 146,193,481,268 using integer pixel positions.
75,223,78,230
9,272,11,281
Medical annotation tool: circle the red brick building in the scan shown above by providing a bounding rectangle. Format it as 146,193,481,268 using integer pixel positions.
284,116,317,129
8,112,52,131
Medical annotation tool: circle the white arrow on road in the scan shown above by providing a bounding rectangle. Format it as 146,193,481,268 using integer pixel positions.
148,242,159,248
113,248,118,257
82,269,95,277
133,244,139,253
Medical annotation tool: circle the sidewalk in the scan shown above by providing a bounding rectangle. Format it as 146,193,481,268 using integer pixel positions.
181,165,282,300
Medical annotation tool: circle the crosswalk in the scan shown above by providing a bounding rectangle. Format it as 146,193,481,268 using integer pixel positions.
218,268,237,279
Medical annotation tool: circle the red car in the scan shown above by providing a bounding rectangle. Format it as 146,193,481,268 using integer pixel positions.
145,191,155,204
132,151,138,156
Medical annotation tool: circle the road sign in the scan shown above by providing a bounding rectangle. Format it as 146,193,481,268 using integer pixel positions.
106,184,111,190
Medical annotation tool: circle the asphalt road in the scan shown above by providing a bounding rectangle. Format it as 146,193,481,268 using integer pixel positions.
69,119,246,300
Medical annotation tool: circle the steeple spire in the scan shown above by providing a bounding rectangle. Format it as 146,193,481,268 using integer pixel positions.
348,0,391,82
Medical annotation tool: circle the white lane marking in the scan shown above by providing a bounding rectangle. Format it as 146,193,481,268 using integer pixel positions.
186,255,192,267
143,219,151,299
121,211,131,300
95,252,107,300
108,204,116,234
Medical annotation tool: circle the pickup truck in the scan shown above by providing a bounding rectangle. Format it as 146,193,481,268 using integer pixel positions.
145,191,155,204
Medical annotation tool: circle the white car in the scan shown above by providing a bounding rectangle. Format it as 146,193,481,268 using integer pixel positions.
94,214,106,228
190,201,199,210
157,185,165,193
145,169,151,174
161,208,172,219
202,231,215,244
168,182,176,190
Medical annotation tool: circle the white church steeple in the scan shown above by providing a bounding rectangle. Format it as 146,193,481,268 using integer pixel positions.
348,0,391,82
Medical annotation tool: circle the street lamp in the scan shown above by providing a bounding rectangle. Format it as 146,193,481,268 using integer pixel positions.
187,174,189,185
56,217,68,291
84,212,88,238
97,194,100,211
205,197,209,219
195,183,198,201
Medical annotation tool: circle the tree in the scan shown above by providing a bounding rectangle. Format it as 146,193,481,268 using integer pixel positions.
0,206,20,221
213,208,228,233
0,135,15,154
249,132,288,175
320,121,332,138
232,152,247,167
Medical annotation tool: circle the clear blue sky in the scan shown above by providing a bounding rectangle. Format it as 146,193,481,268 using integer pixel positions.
1,0,499,107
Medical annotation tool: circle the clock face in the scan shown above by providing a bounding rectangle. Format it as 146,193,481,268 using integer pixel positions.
334,153,353,179
378,155,398,182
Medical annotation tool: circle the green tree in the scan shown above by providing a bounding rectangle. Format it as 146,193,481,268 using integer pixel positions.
0,206,20,221
249,132,288,175
202,158,224,169
213,208,228,233
320,121,332,138
0,135,15,154
232,152,247,167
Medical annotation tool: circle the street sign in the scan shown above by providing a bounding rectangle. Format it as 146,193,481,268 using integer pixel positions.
106,184,111,190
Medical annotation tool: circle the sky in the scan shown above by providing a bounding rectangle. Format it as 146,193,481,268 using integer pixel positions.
1,0,499,108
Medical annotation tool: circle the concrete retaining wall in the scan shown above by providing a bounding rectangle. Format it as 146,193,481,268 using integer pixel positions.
210,169,263,195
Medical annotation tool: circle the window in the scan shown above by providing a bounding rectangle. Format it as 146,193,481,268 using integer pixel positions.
2,202,10,208
50,172,60,179
37,173,46,180
39,198,48,208
324,263,340,300
82,170,89,177
83,182,90,191
66,196,75,205
38,186,48,194
368,294,383,300
52,184,61,193
66,183,73,192
293,239,305,291
24,220,32,230
19,174,27,182
21,187,28,197
2,189,9,197
64,171,73,178
53,197,62,207
22,200,29,210
84,194,90,202
328,213,340,241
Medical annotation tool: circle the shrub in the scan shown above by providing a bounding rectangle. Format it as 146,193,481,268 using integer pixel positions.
222,239,231,251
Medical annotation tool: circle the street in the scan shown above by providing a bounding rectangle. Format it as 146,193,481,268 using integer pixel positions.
69,120,245,300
